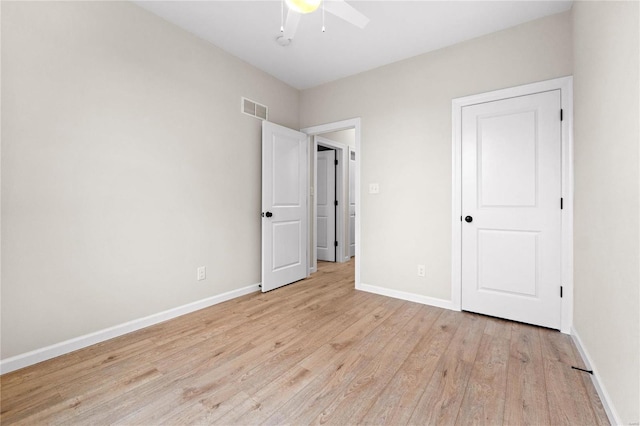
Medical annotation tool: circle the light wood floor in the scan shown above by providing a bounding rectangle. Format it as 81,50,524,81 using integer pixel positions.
1,260,609,425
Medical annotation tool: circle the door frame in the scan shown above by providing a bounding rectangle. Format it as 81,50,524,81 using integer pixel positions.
301,118,361,285
315,137,348,265
451,76,574,333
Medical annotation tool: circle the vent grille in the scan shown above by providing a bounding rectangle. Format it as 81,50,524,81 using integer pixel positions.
241,97,268,120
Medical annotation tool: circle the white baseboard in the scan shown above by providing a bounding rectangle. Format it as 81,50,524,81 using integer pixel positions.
571,327,621,425
356,282,456,311
0,283,260,375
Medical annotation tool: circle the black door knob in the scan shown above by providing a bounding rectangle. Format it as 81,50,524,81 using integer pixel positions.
265,211,273,218
465,215,473,223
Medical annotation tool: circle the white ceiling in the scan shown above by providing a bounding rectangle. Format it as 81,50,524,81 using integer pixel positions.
134,1,573,89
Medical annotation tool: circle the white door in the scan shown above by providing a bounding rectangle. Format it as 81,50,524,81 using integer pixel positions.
317,149,336,262
461,90,562,329
262,121,308,292
349,148,356,258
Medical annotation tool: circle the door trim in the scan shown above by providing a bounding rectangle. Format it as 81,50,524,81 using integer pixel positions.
301,118,361,286
451,76,574,333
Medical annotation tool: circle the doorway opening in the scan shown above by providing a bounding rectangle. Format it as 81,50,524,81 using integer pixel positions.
301,119,360,286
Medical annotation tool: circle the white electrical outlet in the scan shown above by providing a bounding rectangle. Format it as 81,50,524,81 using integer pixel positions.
197,266,206,281
417,265,426,277
369,183,380,194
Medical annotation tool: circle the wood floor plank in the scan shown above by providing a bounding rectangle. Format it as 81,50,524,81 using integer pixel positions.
169,292,397,425
312,305,441,425
67,283,366,424
6,278,357,424
234,292,389,393
569,342,610,426
1,340,160,424
483,316,513,341
359,308,457,425
455,333,510,425
212,367,315,424
407,312,487,425
262,349,370,426
0,259,609,426
77,266,376,420
503,322,551,426
540,328,602,426
10,363,162,425
261,299,416,425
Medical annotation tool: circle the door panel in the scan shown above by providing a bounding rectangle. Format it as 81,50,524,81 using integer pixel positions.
461,90,561,329
262,121,308,292
272,221,303,271
478,229,538,296
272,138,301,206
317,150,336,261
479,111,537,207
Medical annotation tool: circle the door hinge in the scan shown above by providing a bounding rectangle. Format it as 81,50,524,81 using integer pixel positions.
334,241,338,247
560,197,564,210
335,159,338,165
560,109,564,121
560,286,563,298
334,200,338,206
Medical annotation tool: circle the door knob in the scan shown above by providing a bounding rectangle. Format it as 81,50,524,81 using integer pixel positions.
465,215,473,223
265,211,273,218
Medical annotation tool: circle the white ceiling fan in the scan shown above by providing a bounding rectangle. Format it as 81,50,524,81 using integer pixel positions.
278,0,370,44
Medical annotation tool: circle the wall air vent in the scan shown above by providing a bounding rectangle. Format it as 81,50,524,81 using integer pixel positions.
241,97,268,120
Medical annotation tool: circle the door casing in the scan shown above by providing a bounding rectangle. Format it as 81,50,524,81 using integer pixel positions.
451,76,574,333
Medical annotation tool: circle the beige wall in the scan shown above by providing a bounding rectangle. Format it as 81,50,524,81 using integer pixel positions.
1,1,299,359
319,129,355,148
572,2,639,424
301,12,573,300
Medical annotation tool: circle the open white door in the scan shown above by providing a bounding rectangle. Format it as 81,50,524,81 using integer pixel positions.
461,90,562,329
317,149,336,262
262,121,308,292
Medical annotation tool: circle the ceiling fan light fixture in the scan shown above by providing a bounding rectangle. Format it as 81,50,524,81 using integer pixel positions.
286,0,321,14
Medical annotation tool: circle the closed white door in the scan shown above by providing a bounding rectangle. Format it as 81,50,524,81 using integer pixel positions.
262,121,308,292
317,149,336,262
461,90,562,329
349,148,356,257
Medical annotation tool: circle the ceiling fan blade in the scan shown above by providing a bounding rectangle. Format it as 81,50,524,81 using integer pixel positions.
323,0,369,29
283,9,302,40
